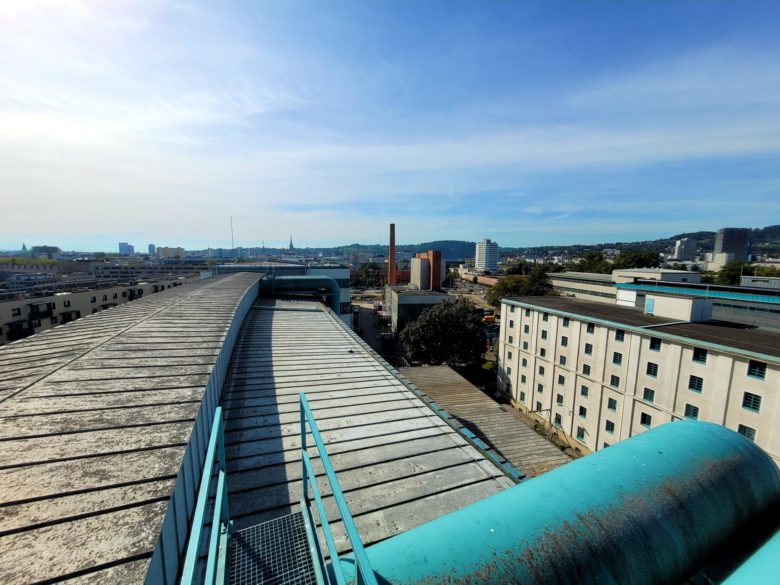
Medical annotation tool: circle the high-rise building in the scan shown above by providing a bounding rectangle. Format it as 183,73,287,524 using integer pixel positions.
673,238,697,261
714,228,750,262
475,239,498,273
148,244,156,255
118,242,134,255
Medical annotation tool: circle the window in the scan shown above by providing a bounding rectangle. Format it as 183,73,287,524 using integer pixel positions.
507,351,513,360
525,308,531,317
543,312,549,322
11,308,21,317
579,405,587,418
582,364,591,376
64,300,71,308
607,398,617,411
506,367,512,376
535,401,542,411
523,341,528,350
519,391,526,402
747,360,767,380
539,366,545,375
554,413,562,427
50,316,58,324
509,320,514,328
90,296,97,303
646,362,658,377
684,404,699,420
557,374,565,385
580,385,589,397
576,427,585,441
742,392,762,413
122,291,127,297
561,336,568,347
605,420,615,434
537,383,544,393
737,424,756,442
640,412,652,428
559,356,567,366
613,352,623,366
524,324,529,333
649,337,661,351
32,319,41,327
508,335,514,344
603,442,610,448
102,294,108,301
556,393,564,405
688,375,704,393
522,358,527,367
643,388,655,403
615,329,625,342
112,293,118,299
693,348,707,364
510,305,515,313
563,317,570,327
610,375,620,388
541,330,548,340
520,374,527,384
584,343,593,355
586,323,595,334
540,348,546,357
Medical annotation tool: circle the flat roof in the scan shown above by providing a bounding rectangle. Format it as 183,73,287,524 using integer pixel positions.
0,273,260,583
505,296,780,362
547,271,614,283
393,289,451,297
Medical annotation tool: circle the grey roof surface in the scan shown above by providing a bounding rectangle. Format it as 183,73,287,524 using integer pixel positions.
547,271,614,283
506,296,780,360
398,365,571,478
0,273,259,584
221,299,514,553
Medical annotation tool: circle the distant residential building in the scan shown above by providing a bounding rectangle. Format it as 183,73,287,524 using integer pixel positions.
410,250,446,291
30,245,61,259
714,228,750,263
148,244,156,255
0,276,197,345
673,238,697,261
475,239,498,273
118,242,135,255
157,246,185,259
497,295,780,464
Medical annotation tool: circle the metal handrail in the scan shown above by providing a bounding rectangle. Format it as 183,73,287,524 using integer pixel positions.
180,406,231,585
300,393,378,585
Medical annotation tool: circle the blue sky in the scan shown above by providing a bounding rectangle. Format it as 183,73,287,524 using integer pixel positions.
1,1,779,251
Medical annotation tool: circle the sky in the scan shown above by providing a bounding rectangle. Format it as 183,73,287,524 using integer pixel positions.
1,1,780,251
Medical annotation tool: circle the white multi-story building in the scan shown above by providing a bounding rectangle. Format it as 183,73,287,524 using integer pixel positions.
497,295,780,464
475,239,498,273
673,238,697,261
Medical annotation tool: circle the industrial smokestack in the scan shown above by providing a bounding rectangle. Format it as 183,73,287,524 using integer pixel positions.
389,223,397,285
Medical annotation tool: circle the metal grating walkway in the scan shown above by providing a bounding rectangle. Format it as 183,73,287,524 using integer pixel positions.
230,512,317,585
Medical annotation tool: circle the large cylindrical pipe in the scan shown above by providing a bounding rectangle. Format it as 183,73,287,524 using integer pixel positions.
340,421,780,585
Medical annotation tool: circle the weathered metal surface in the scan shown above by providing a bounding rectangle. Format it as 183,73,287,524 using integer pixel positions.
340,421,780,585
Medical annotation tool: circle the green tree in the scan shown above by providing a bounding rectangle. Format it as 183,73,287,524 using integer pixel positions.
576,252,611,274
485,267,553,307
612,250,660,270
400,299,485,366
716,261,751,285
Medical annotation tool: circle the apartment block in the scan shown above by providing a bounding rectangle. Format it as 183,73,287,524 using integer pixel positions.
475,239,498,273
497,296,780,464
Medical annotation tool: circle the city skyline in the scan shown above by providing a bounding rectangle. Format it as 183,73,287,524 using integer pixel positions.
2,1,780,250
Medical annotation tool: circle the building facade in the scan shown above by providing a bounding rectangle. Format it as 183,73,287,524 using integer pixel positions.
674,238,697,261
497,296,780,464
410,250,446,290
475,239,498,273
714,227,750,262
118,242,135,255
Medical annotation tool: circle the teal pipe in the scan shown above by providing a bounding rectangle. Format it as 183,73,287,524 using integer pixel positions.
261,275,341,313
722,529,780,584
340,421,780,585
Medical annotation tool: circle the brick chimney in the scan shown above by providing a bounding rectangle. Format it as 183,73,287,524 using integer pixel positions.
388,223,397,285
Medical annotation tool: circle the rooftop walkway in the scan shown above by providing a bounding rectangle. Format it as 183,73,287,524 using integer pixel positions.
221,299,515,552
0,273,259,584
399,365,572,478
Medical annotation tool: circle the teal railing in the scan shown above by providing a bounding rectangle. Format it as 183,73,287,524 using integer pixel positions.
180,406,230,585
300,393,378,585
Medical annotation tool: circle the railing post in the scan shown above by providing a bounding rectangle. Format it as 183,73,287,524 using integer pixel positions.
301,394,308,503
